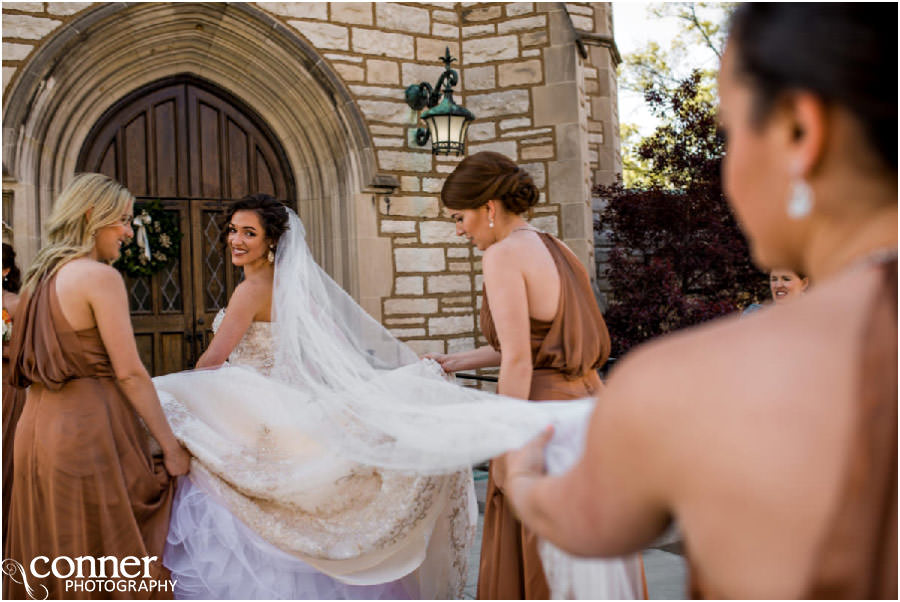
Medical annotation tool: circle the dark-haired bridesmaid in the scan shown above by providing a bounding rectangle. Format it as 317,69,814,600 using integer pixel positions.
505,4,896,599
426,151,643,599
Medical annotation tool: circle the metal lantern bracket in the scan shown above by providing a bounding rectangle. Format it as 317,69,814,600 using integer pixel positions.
404,47,475,155
405,48,460,146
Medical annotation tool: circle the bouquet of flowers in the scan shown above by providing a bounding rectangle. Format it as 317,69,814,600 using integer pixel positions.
2,307,11,343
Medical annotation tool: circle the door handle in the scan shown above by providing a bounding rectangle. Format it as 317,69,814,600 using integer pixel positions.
185,331,197,367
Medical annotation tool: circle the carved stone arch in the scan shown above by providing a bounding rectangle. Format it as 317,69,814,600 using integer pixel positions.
2,2,381,298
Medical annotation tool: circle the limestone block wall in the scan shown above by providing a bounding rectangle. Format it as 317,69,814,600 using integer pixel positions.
2,1,620,355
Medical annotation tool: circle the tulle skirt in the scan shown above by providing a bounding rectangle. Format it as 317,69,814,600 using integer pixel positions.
163,476,421,600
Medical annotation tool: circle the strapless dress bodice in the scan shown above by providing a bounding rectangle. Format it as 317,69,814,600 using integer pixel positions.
212,309,275,376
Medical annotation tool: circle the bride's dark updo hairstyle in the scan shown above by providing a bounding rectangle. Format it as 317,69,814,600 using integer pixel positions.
441,151,540,214
221,193,290,247
729,3,896,172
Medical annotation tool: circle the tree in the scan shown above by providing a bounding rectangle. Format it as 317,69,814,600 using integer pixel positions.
619,2,735,186
596,71,768,356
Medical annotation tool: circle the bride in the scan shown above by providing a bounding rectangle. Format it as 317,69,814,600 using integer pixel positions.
154,194,642,599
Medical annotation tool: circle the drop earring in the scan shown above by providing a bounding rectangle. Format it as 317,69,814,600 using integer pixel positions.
267,247,275,263
787,165,813,219
489,219,494,229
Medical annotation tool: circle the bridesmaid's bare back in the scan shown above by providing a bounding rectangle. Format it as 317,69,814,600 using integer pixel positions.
600,263,881,597
487,230,562,323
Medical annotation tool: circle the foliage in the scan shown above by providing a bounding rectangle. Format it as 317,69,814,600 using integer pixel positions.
619,2,735,186
115,200,182,278
596,71,768,356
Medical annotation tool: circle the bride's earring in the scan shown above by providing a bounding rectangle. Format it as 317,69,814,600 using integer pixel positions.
267,246,275,263
489,218,494,229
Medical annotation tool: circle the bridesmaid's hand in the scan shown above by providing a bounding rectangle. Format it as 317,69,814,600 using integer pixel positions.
505,425,554,494
163,443,191,477
423,352,462,374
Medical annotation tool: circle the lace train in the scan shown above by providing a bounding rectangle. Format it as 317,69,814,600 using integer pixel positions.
163,476,421,600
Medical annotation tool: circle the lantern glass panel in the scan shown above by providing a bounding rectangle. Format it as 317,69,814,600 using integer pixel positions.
457,119,470,150
426,117,439,147
437,114,453,144
448,115,467,145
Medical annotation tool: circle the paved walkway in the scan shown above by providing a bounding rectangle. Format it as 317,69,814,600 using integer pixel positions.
463,472,687,599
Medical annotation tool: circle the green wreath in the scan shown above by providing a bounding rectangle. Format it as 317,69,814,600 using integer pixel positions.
114,200,182,278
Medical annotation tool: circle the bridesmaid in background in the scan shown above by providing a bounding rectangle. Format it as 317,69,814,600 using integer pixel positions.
2,242,25,550
5,174,190,599
426,152,641,599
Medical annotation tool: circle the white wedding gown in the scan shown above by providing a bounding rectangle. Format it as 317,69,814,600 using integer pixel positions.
154,208,644,599
161,311,476,599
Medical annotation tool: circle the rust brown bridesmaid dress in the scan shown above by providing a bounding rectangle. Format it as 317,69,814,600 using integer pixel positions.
476,231,621,600
2,329,27,551
4,274,175,600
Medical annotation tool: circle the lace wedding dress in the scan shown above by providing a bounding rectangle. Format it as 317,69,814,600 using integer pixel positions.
154,208,644,599
161,310,476,599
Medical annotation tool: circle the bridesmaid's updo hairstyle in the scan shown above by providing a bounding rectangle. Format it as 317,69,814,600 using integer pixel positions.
441,151,539,215
729,3,897,172
221,194,289,247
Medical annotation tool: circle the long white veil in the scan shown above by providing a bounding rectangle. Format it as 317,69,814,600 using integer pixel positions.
263,208,589,473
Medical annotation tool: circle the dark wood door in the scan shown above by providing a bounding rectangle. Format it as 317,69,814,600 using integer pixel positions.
78,77,294,375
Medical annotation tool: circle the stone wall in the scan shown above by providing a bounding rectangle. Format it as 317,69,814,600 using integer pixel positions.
2,2,620,355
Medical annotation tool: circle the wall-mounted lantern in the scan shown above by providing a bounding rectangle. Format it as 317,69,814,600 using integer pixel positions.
404,47,475,156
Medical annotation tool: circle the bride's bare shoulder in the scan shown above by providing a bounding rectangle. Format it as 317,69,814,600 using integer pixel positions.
226,277,271,316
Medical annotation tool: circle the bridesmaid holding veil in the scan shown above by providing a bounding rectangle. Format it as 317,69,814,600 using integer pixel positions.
506,4,897,599
5,173,189,600
427,151,644,600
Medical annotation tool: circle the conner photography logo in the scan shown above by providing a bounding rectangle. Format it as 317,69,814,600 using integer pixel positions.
2,555,176,599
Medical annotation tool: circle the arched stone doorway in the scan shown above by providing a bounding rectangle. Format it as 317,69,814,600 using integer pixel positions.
3,3,390,348
76,76,295,375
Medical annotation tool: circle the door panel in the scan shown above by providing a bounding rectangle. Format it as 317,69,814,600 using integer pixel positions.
190,201,242,351
77,77,293,376
123,201,193,372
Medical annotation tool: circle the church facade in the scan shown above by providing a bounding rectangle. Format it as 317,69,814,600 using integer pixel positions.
2,2,620,375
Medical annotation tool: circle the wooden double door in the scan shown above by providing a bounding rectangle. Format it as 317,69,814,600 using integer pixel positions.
78,77,294,376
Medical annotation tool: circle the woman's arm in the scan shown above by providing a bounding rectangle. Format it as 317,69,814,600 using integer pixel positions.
481,244,533,400
424,345,501,373
195,281,262,369
505,355,672,557
88,266,190,476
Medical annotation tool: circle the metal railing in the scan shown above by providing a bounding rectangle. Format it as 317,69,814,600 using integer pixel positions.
455,357,618,384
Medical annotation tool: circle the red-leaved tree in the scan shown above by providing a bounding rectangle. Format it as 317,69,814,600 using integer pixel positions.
596,71,768,356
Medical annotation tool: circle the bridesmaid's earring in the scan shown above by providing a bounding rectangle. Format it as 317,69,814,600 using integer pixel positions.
267,247,275,263
787,178,813,219
489,219,494,229
787,159,813,220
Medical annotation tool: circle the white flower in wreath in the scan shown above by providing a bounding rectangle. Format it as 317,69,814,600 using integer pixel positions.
153,250,167,262
159,233,171,249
